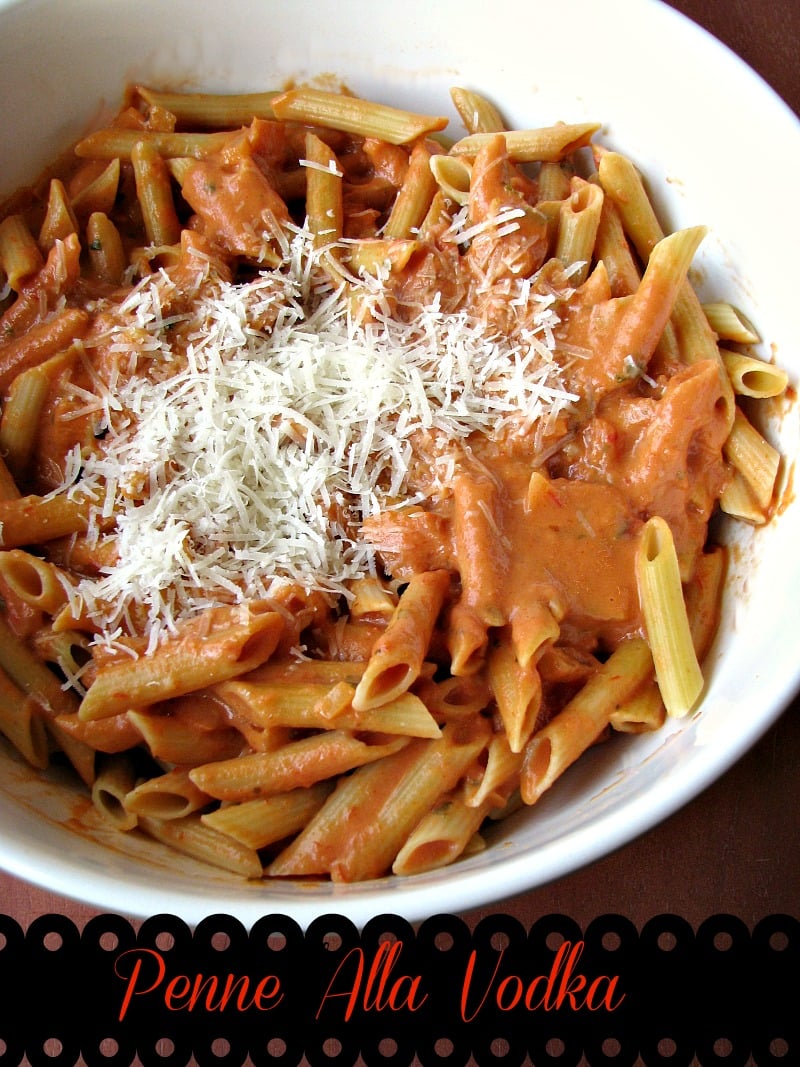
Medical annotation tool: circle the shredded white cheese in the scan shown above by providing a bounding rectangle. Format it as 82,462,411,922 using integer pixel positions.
67,225,577,646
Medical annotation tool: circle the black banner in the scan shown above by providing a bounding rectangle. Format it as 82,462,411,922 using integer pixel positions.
0,912,796,1065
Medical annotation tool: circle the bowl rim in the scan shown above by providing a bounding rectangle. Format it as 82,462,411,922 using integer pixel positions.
0,0,798,927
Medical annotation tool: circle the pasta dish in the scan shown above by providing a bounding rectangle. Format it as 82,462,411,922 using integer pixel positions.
0,82,786,881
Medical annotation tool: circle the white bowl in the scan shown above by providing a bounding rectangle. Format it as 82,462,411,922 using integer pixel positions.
0,0,798,927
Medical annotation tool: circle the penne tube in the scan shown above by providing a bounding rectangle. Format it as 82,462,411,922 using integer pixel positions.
0,550,74,614
450,87,506,135
609,226,708,378
166,156,194,187
124,767,213,820
392,785,496,875
609,682,666,734
345,237,419,277
136,86,280,127
0,665,49,769
131,139,182,247
719,469,768,525
38,178,79,250
0,362,52,480
303,131,344,259
0,234,82,344
0,307,89,392
521,637,654,804
347,575,397,619
597,151,662,258
554,177,604,285
452,471,506,629
635,517,703,718
69,158,121,219
447,601,490,677
271,87,448,145
86,212,127,286
537,161,572,203
137,813,264,878
418,188,452,236
47,717,97,786
189,729,409,802
383,140,438,238
0,453,20,500
0,490,95,548
429,153,473,207
352,569,451,710
723,408,781,512
0,611,81,718
33,626,92,687
721,348,789,399
450,122,600,163
200,781,333,850
702,301,760,344
126,709,246,765
593,191,640,297
215,674,441,738
413,672,493,723
684,546,727,663
486,636,542,753
464,731,523,809
74,128,236,161
0,214,44,290
78,607,284,720
268,716,491,881
54,708,143,755
91,752,140,830
597,148,735,413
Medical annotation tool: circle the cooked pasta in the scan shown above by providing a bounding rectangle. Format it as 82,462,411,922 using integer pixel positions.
0,77,787,882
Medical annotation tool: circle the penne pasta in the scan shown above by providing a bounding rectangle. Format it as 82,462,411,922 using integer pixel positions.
189,729,409,803
38,179,79,251
392,785,496,875
200,782,333,850
131,139,182,247
702,301,760,344
0,665,49,769
0,307,89,392
520,637,654,804
74,128,236,161
384,140,439,238
451,121,600,162
86,212,127,286
0,214,44,291
135,86,280,127
723,407,781,512
70,158,121,218
635,517,703,718
0,76,786,886
267,717,490,881
91,752,140,831
554,177,604,284
0,491,95,548
271,87,448,144
352,569,450,711
449,87,506,135
429,153,473,207
137,813,264,878
720,348,789,399
124,767,213,820
78,606,285,720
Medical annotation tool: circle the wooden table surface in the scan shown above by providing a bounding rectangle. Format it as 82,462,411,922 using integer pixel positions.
1,0,798,936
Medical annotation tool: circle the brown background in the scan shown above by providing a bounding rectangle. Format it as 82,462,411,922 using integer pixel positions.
1,0,798,934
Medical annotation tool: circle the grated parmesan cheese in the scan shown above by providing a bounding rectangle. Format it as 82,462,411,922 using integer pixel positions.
67,224,578,646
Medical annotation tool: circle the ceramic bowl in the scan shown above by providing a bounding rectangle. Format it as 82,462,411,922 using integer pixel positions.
0,0,797,926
